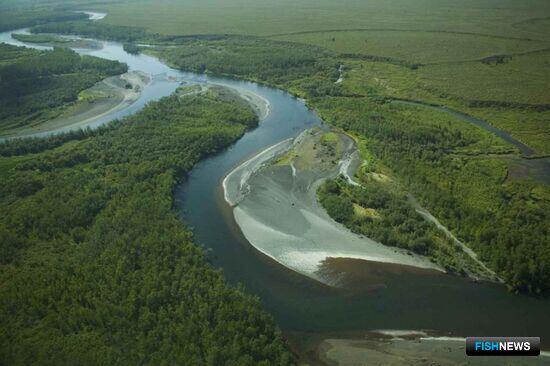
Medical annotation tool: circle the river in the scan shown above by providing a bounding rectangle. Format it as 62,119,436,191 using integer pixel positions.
1,17,550,354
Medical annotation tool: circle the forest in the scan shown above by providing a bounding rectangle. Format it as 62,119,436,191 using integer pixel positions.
0,91,294,365
313,96,549,293
11,33,72,44
151,38,339,92
317,177,467,273
0,8,86,32
0,3,548,364
0,44,127,133
31,20,149,43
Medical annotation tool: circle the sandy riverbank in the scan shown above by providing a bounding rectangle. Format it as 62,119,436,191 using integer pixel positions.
11,31,101,49
217,83,271,120
317,331,550,365
223,127,444,286
0,71,150,139
288,329,550,365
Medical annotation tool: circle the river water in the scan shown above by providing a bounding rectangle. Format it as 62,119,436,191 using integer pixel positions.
1,22,550,351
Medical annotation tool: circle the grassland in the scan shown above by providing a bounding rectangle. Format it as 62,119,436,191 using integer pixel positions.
78,0,549,154
513,16,550,38
94,0,550,39
419,50,550,105
340,58,550,155
270,30,549,64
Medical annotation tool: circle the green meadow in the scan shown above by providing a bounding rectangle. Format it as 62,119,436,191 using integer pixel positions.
96,0,550,38
420,50,550,105
340,58,550,155
270,30,549,64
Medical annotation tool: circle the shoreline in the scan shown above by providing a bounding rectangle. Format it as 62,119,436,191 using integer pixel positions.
2,10,550,363
289,329,550,365
222,128,446,286
0,70,151,140
222,138,293,206
210,82,272,121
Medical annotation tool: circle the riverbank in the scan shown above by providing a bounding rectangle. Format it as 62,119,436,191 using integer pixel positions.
296,330,550,365
223,127,445,286
229,85,271,120
11,31,101,49
0,70,150,139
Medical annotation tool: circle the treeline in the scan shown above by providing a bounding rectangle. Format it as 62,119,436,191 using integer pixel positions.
0,92,295,364
28,18,233,45
318,176,466,272
11,33,71,44
340,52,421,69
123,43,141,54
0,125,116,157
319,177,437,256
31,20,149,43
0,44,127,133
468,99,550,112
156,38,340,91
0,9,86,32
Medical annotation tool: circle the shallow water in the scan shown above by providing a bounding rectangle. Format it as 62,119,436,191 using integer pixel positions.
2,22,550,351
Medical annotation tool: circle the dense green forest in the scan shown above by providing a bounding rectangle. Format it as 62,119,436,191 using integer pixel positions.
0,9,86,32
318,177,468,273
152,38,339,91
11,33,72,44
0,44,127,133
31,20,149,43
122,43,140,54
0,91,294,365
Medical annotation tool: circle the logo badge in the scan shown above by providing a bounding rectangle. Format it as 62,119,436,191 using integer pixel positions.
466,337,540,356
